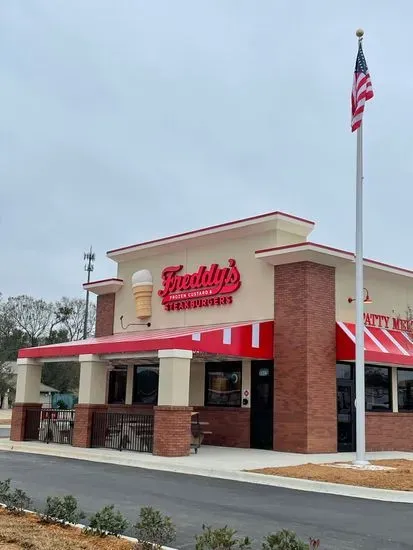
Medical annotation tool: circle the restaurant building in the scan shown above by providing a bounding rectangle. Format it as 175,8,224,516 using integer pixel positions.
11,210,413,456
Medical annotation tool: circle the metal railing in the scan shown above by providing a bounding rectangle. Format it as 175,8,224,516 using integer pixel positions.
91,412,154,453
25,408,75,445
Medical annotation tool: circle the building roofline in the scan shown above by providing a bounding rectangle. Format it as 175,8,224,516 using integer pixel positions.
106,210,315,259
255,241,413,278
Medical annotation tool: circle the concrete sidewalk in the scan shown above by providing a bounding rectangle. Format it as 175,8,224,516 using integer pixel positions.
2,438,413,503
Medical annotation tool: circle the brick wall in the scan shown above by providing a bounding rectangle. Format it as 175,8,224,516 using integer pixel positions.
194,407,250,448
72,404,108,448
367,413,413,451
153,406,192,456
107,404,154,414
10,403,42,442
274,262,337,453
95,293,115,337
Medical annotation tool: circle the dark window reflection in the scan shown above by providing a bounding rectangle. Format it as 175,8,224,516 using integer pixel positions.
205,362,242,407
365,366,391,412
132,365,159,405
398,369,413,412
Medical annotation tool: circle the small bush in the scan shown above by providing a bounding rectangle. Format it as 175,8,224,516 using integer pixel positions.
195,525,251,550
262,529,309,550
4,488,32,515
0,479,11,502
87,504,129,537
134,506,176,550
40,495,85,525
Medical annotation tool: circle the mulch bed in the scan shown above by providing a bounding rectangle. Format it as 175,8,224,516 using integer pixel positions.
250,459,413,491
0,508,137,549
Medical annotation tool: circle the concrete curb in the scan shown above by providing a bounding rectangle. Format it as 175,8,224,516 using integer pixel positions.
2,441,413,503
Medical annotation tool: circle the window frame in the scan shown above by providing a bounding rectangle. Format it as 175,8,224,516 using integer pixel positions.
397,368,413,412
132,364,159,405
336,362,393,413
364,365,392,413
204,361,242,408
107,367,128,405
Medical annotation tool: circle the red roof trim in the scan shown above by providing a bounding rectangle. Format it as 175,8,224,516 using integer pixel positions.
83,278,123,287
18,321,274,360
106,211,315,255
256,242,413,276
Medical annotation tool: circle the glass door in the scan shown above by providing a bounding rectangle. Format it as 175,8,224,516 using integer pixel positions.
337,380,355,452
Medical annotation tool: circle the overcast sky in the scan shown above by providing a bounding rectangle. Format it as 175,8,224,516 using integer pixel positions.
0,1,411,301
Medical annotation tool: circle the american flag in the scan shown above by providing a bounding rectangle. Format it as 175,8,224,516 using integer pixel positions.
351,41,374,132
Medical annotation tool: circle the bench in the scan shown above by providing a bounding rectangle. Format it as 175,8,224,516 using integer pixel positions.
190,412,212,453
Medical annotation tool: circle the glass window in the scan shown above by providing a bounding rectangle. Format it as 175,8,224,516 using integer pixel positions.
336,364,353,380
132,365,159,405
365,366,391,412
205,362,242,407
108,368,127,404
398,369,413,411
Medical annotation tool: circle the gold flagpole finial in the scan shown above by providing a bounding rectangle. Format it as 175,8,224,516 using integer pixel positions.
356,28,364,38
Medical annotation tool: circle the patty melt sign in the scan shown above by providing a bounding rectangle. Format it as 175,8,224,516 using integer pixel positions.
158,259,241,311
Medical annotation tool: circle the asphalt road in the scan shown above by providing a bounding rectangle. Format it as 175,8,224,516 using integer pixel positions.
0,451,412,549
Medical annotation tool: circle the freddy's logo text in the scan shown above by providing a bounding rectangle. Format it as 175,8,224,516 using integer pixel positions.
158,259,241,311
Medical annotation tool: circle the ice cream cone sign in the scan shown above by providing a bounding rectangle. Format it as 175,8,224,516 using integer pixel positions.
131,269,153,319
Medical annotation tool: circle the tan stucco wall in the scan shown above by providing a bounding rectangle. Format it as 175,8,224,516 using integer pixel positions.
113,230,304,332
78,355,108,405
158,350,192,406
15,359,42,404
336,264,413,324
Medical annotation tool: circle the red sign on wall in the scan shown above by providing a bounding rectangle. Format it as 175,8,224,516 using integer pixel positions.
158,259,241,311
364,313,413,332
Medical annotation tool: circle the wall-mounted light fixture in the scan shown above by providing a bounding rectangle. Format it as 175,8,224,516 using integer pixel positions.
348,287,372,304
120,315,151,330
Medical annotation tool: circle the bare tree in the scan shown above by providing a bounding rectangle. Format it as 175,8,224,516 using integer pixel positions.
5,295,56,347
55,297,96,341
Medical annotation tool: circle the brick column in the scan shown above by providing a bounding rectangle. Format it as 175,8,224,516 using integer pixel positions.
153,349,192,457
10,358,42,442
11,403,42,442
153,406,193,456
95,293,115,337
72,404,108,447
72,355,108,448
274,262,337,453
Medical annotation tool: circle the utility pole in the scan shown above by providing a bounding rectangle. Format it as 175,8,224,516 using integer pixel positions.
83,246,95,339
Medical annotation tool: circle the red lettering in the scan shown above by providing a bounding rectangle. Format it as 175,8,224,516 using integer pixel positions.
158,259,241,306
364,313,373,326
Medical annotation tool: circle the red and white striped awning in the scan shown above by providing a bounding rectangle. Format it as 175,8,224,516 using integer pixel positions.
337,321,413,366
18,320,274,360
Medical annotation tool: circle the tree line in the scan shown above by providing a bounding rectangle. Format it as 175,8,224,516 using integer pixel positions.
0,294,96,400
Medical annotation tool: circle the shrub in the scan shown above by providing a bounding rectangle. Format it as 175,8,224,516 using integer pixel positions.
195,525,251,550
262,529,310,550
134,506,177,550
40,495,85,525
4,488,32,515
0,479,11,503
87,504,129,537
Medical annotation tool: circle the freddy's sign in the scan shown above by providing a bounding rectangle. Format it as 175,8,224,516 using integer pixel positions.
158,259,241,311
364,313,413,332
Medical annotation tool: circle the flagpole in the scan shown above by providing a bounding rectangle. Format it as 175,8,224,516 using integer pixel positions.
354,28,368,465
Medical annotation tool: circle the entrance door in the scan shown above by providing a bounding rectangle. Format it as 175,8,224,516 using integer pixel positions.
337,380,355,452
250,360,274,449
